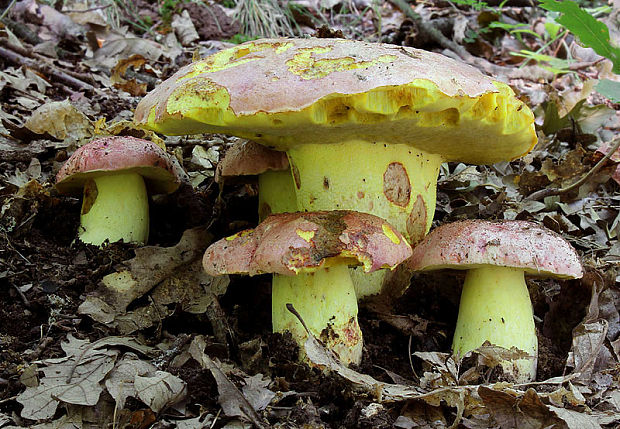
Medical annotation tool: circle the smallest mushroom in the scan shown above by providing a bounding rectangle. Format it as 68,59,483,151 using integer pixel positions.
408,220,583,382
203,211,412,366
56,136,183,246
215,140,295,220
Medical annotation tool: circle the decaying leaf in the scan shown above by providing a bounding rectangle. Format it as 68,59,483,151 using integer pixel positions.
104,353,158,409
24,100,93,146
172,10,200,46
110,55,148,96
188,336,268,428
16,335,118,420
478,387,564,429
79,227,228,333
134,370,186,413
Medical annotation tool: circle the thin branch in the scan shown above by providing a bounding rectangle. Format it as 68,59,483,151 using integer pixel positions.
525,137,620,201
0,0,17,21
0,45,97,92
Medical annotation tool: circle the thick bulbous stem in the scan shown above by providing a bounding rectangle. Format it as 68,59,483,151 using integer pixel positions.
452,266,538,382
272,264,362,366
79,173,149,246
287,140,443,297
287,140,442,244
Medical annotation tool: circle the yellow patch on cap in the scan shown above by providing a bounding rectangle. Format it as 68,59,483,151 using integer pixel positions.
295,228,315,243
179,41,294,80
287,47,396,80
382,223,401,245
225,229,253,241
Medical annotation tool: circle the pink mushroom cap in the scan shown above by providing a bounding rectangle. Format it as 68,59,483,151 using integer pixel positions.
215,140,289,183
203,211,412,276
408,220,583,279
56,136,182,195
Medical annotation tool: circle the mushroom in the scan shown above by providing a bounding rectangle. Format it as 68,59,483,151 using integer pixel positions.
215,140,296,220
56,136,183,246
408,220,583,382
202,210,412,365
134,38,537,295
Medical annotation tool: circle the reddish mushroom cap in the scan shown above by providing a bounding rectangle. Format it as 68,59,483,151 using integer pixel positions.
408,220,583,279
56,136,183,195
203,211,412,276
215,140,289,183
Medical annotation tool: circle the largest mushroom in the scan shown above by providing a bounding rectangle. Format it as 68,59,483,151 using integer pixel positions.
135,38,537,295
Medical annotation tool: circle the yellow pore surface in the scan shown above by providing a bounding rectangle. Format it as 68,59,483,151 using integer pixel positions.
148,79,534,164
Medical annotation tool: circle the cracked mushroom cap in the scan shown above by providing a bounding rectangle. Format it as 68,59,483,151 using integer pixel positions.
135,38,536,164
55,136,183,195
215,140,289,183
203,211,412,276
408,220,583,279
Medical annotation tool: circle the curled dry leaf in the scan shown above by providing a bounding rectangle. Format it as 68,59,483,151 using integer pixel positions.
110,55,148,97
104,353,158,409
188,336,268,428
134,371,186,413
172,10,200,46
24,100,93,146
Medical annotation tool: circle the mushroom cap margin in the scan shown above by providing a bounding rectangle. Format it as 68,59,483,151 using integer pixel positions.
55,136,183,195
203,210,413,276
408,220,583,279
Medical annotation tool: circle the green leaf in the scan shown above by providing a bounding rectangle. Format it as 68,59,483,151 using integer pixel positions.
540,99,587,135
595,79,620,103
539,0,620,73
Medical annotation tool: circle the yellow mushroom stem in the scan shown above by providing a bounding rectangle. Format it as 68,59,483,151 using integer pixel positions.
258,169,297,221
287,140,443,298
79,173,149,246
271,264,363,366
287,141,442,239
452,266,538,382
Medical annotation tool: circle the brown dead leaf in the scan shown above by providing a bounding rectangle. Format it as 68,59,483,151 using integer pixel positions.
478,387,564,429
548,406,603,429
110,55,148,96
172,10,199,46
595,140,620,185
78,227,228,332
566,282,617,388
24,100,93,146
188,336,268,428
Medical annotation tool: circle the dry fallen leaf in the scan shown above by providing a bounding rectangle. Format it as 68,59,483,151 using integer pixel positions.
110,55,148,96
172,10,200,46
134,370,186,413
188,336,268,428
105,353,158,409
79,227,228,333
16,334,118,420
24,100,93,146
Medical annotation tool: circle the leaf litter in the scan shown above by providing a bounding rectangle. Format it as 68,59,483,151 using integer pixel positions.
0,0,618,427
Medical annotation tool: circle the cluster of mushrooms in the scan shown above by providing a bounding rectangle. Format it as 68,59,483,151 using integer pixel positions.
57,38,584,383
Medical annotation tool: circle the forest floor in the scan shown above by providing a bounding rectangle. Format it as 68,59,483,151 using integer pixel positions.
0,0,619,428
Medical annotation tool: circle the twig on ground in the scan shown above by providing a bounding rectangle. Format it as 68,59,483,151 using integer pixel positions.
0,0,18,21
525,137,620,201
0,45,97,92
